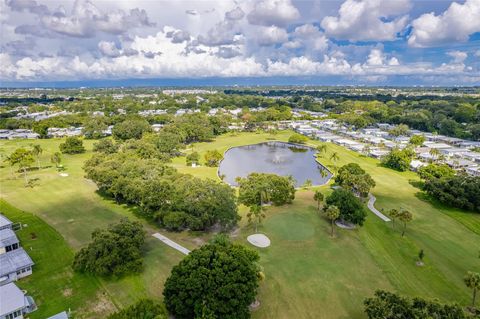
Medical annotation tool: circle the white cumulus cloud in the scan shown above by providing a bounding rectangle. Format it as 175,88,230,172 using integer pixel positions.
321,0,411,41
247,0,300,27
408,0,480,47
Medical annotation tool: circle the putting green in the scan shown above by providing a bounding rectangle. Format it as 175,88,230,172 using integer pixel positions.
266,212,315,241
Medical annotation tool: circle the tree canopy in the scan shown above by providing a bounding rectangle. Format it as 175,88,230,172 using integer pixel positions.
335,163,375,197
417,163,455,181
288,133,308,144
84,151,239,230
112,117,152,140
364,290,468,319
73,218,146,277
107,299,167,319
423,175,480,213
325,188,367,226
164,235,260,319
237,172,296,207
59,136,85,154
204,149,223,167
382,148,415,172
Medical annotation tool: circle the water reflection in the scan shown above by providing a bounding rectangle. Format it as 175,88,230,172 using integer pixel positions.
218,141,332,187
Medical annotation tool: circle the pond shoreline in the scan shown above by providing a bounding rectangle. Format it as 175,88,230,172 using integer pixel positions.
217,141,333,188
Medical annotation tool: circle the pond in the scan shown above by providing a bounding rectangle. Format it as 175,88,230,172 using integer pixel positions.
218,141,332,187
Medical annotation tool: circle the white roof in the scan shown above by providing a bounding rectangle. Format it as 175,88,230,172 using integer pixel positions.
410,160,426,169
0,282,26,316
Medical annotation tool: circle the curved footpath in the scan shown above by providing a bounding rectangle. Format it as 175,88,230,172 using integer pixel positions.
367,194,391,222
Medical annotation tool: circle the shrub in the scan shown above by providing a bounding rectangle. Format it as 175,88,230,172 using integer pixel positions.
288,133,308,144
382,148,414,171
204,149,223,167
59,137,85,154
107,299,167,319
325,188,367,226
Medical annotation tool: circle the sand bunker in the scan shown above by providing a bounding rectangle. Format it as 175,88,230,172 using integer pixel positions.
247,234,271,248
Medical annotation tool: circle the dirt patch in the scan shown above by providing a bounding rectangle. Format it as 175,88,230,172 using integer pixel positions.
92,293,115,313
229,227,240,238
63,288,72,297
77,292,116,319
192,237,205,246
30,232,37,240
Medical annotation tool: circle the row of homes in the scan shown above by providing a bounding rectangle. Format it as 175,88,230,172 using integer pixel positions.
0,129,40,140
290,119,480,176
0,214,36,319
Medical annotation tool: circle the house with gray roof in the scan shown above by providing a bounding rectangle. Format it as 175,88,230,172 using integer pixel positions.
46,311,69,319
0,248,34,285
0,229,20,255
0,215,12,231
0,282,36,319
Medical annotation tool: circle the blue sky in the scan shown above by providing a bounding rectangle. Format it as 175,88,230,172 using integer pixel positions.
0,0,479,86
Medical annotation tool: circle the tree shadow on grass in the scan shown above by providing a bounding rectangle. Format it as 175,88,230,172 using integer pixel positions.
414,191,451,212
408,179,424,190
94,189,152,223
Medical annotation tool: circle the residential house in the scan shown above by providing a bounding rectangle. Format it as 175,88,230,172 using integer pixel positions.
0,229,19,255
0,215,12,231
0,282,36,319
0,248,34,285
466,166,480,177
410,160,427,172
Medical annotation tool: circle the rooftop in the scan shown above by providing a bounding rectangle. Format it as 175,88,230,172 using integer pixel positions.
0,228,19,248
0,214,12,229
0,248,34,277
0,282,26,316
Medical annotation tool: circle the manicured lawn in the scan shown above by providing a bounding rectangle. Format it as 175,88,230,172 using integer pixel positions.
0,200,104,319
1,131,479,318
0,138,186,317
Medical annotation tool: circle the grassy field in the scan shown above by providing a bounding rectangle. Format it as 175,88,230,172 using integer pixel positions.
1,131,479,318
0,200,103,319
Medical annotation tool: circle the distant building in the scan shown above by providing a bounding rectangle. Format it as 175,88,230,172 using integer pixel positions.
466,166,480,177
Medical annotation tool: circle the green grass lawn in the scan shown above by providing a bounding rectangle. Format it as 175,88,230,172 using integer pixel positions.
1,132,479,318
0,200,103,319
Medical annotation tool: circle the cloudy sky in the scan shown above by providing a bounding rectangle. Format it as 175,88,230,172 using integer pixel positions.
1,0,479,86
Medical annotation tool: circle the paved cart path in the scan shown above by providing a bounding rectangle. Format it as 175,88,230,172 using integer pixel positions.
152,232,191,255
368,194,391,222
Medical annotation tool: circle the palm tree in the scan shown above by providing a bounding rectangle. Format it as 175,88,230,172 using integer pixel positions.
320,168,329,178
387,209,399,229
313,190,324,211
31,144,43,169
330,152,340,163
362,144,371,156
316,144,327,157
247,204,266,232
324,205,340,237
51,152,62,170
464,271,480,307
429,148,440,161
398,210,413,236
